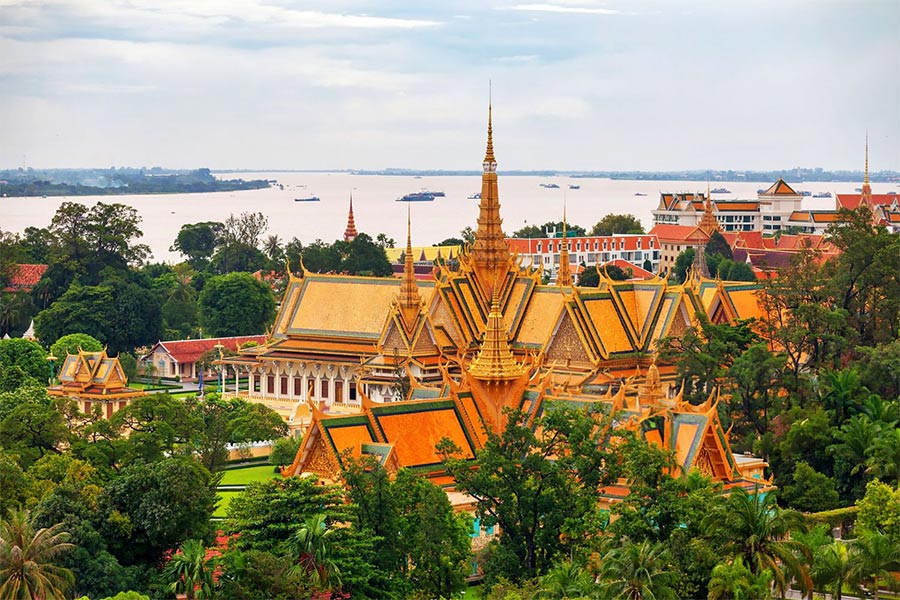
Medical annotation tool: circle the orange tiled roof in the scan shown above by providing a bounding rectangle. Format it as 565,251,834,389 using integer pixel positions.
648,224,710,243
760,178,799,196
4,264,48,292
506,235,659,254
714,201,760,212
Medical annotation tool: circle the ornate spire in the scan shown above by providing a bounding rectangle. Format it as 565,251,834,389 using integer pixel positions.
472,97,510,295
698,184,719,235
860,133,873,208
556,199,572,287
398,204,422,332
468,288,524,381
343,194,358,242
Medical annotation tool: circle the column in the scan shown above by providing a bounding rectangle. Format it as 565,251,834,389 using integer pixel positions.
274,364,281,400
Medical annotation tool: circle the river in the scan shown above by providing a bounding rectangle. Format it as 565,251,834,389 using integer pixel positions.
0,172,873,264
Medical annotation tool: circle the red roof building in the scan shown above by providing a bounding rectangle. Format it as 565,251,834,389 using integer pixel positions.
3,264,48,293
506,234,660,283
143,335,267,381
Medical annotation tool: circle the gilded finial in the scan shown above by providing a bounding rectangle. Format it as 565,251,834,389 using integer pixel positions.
484,84,496,168
864,132,869,186
398,203,422,332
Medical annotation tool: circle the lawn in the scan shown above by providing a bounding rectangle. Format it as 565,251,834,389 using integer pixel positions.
214,491,239,518
218,464,280,486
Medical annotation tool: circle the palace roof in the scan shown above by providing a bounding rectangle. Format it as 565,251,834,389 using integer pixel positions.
385,245,461,263
506,235,658,254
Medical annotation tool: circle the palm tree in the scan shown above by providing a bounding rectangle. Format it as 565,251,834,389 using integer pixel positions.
848,532,900,600
829,415,879,478
263,234,283,263
707,557,772,600
598,540,678,600
163,538,216,600
812,540,852,600
822,368,864,424
702,488,811,595
291,514,341,590
0,509,74,600
868,427,900,488
539,560,595,599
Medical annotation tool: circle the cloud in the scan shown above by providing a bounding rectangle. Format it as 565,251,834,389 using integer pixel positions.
504,3,619,15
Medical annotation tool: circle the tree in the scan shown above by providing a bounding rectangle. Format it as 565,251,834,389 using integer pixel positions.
49,333,103,363
35,282,162,354
0,293,34,338
781,461,840,512
438,406,622,582
100,458,217,565
868,427,900,489
163,539,216,600
539,560,594,599
0,509,74,600
727,342,785,436
578,265,599,287
812,541,852,600
171,222,223,269
0,338,50,382
856,480,900,545
340,233,393,276
598,540,678,600
0,392,68,467
825,206,900,345
672,248,695,283
659,315,757,403
707,557,773,600
291,514,341,590
828,415,879,501
269,436,300,468
705,231,733,276
392,469,472,598
590,214,644,236
702,488,811,595
198,272,276,337
513,221,587,239
848,531,900,600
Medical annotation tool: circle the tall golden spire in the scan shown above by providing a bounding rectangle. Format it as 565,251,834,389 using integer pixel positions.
556,198,572,287
860,133,873,208
468,287,524,381
699,183,719,235
398,204,422,332
471,96,510,296
343,194,358,242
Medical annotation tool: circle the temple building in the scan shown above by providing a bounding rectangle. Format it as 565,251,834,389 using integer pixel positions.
221,107,768,498
48,348,145,419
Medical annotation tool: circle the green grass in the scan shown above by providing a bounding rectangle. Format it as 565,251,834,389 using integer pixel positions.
218,464,280,486
214,491,239,518
462,584,482,599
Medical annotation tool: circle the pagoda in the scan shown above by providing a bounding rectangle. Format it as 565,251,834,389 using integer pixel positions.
48,348,145,419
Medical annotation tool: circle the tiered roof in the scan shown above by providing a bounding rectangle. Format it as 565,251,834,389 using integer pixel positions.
49,348,145,400
148,335,267,364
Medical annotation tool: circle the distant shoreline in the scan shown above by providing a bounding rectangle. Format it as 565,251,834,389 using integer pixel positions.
213,168,900,184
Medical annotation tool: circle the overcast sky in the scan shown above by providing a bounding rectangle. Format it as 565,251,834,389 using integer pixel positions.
1,0,898,171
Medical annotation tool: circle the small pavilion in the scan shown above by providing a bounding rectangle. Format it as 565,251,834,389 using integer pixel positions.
48,348,145,419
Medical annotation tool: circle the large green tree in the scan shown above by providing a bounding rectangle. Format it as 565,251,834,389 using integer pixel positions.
590,214,644,236
438,406,622,583
100,458,217,566
198,272,275,337
0,338,50,383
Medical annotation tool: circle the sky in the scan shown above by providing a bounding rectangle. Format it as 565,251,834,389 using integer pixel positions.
0,0,898,171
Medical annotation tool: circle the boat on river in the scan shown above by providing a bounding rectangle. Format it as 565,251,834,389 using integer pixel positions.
294,196,320,202
397,192,436,202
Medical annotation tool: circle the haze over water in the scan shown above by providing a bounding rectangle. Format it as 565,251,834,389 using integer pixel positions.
2,173,876,264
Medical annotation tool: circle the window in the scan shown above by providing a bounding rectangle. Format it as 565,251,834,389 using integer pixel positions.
537,242,542,253
280,376,288,395
267,375,275,394
321,382,329,399
294,378,302,397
